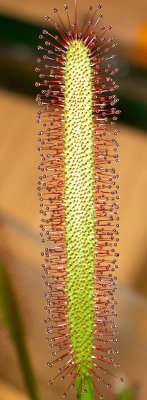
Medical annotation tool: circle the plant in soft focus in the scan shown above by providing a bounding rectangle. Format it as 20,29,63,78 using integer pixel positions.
116,384,137,400
36,1,121,399
0,254,40,400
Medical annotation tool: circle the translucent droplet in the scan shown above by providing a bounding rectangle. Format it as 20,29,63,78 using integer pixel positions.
47,362,52,368
107,383,111,388
64,5,68,11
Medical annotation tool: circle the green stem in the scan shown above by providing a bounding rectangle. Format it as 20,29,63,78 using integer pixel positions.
0,257,41,400
76,375,94,400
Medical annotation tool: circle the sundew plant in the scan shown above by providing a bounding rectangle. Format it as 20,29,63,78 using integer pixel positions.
36,1,121,399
